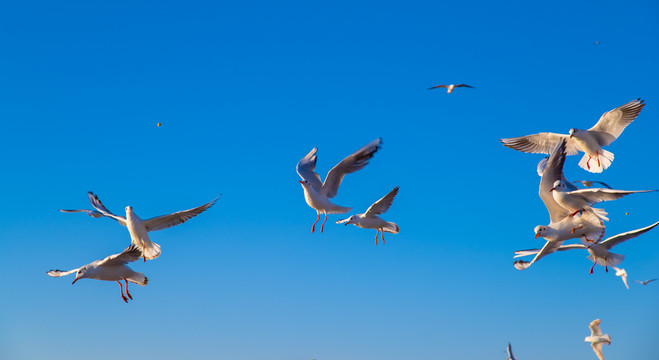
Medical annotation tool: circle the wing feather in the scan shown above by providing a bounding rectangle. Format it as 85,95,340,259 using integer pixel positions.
87,192,127,226
589,99,645,146
540,140,571,222
296,148,323,192
501,133,579,155
98,244,143,266
47,268,80,277
364,186,399,217
143,197,219,232
600,220,659,250
321,138,382,198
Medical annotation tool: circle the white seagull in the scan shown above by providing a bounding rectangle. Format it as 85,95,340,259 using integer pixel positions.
47,244,147,303
297,138,382,233
88,192,219,261
635,278,657,286
501,99,645,173
584,319,611,360
427,83,474,93
514,140,605,271
506,342,517,360
551,180,654,221
336,186,400,244
612,267,629,290
514,220,659,274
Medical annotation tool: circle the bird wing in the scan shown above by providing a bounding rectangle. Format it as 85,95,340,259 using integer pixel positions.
540,140,571,222
507,342,516,360
59,209,93,214
591,342,605,360
573,180,612,189
143,197,219,232
501,133,580,155
589,319,602,336
98,244,143,266
427,85,449,90
529,240,565,264
513,243,585,258
565,188,654,206
364,186,399,217
600,221,659,250
588,99,645,146
321,138,382,199
454,84,474,88
296,148,323,192
47,268,80,277
87,192,127,226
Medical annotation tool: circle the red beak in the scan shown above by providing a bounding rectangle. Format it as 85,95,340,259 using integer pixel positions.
550,188,555,192
299,180,304,184
535,233,540,239
569,134,573,138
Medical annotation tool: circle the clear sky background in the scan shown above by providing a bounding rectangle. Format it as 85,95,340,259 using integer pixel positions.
1,1,658,359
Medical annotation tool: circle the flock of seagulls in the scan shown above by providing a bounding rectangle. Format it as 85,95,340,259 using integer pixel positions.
500,98,657,359
49,192,218,302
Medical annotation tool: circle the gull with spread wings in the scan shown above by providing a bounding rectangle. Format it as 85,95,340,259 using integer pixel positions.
501,99,645,173
297,138,382,233
47,244,147,303
513,140,604,271
88,192,219,261
584,319,611,360
427,83,474,94
337,186,399,244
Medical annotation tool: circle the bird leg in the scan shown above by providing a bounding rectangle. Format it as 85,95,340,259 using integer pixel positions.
582,234,595,243
124,279,133,300
596,152,600,167
589,263,595,274
311,213,320,233
586,156,592,170
375,229,379,245
571,225,583,234
117,281,129,303
381,229,385,245
604,258,608,273
320,212,328,233
569,209,582,217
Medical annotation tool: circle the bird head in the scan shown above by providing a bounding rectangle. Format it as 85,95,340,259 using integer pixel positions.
336,215,355,226
72,267,88,285
568,128,577,138
550,179,564,192
534,225,546,239
125,206,133,213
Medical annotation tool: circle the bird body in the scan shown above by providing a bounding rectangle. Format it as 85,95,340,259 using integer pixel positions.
337,186,399,244
501,99,645,173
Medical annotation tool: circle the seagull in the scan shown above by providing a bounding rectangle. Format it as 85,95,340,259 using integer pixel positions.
514,221,659,274
427,83,474,94
584,319,611,360
612,267,629,289
88,192,219,261
336,186,399,244
297,138,382,233
59,208,106,218
47,244,147,303
501,99,645,173
506,342,517,360
635,278,657,286
514,140,605,271
551,180,654,221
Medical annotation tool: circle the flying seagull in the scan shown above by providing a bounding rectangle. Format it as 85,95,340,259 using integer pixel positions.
337,186,400,244
47,244,147,303
513,140,605,271
612,267,629,290
584,319,611,360
427,83,474,94
88,192,219,261
514,221,659,274
297,138,382,233
506,342,517,360
635,279,657,286
501,99,645,173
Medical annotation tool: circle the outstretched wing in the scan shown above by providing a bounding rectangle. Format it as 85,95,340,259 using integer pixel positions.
591,342,605,360
98,244,143,266
427,84,448,90
573,180,612,189
364,186,399,217
321,138,382,199
501,133,580,155
600,221,659,250
87,192,127,226
566,188,655,206
513,243,585,258
296,148,323,192
589,99,645,146
454,84,474,88
513,240,566,270
47,268,80,277
143,197,219,232
540,140,571,222
589,319,603,336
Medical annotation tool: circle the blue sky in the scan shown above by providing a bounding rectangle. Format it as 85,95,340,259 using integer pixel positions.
1,1,658,359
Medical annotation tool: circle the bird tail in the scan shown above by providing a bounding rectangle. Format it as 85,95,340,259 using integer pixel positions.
382,222,399,234
327,205,352,214
141,241,162,260
602,334,611,344
578,150,614,173
587,207,609,222
587,251,625,268
127,273,148,286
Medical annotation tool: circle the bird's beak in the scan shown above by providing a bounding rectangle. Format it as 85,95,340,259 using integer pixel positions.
550,188,555,192
299,180,304,184
569,134,573,138
344,221,349,226
72,277,79,285
535,233,540,239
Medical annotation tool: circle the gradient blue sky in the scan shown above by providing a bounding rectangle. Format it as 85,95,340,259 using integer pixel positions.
1,1,658,359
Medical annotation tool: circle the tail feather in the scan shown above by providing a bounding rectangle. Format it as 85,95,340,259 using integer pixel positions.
327,206,351,214
587,252,625,268
383,222,399,234
578,150,614,173
142,241,162,260
127,273,148,286
588,207,609,222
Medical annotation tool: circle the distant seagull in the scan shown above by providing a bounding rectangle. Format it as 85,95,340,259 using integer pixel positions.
635,279,657,286
514,221,659,274
514,140,604,271
47,244,147,303
612,267,629,289
337,186,399,244
59,208,105,218
551,179,654,221
427,83,474,93
501,99,645,173
88,192,219,261
594,41,600,45
506,342,517,360
584,319,611,360
297,138,382,233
